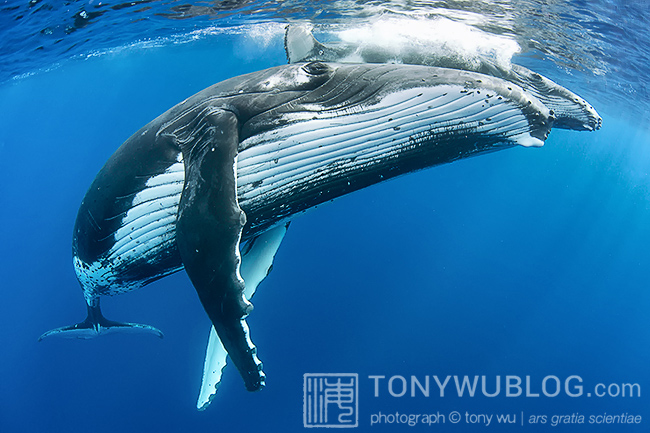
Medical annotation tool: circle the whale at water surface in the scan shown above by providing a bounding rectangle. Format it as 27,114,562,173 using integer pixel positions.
284,24,602,132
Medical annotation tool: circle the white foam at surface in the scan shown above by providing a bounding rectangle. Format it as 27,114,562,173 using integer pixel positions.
335,16,521,70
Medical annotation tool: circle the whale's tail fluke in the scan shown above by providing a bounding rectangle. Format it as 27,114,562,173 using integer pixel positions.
38,299,163,341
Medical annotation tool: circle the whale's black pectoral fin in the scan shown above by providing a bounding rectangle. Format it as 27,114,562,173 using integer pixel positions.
175,109,265,392
38,299,164,341
197,223,290,410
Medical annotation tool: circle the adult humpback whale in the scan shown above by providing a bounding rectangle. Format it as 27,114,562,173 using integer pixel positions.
41,61,586,406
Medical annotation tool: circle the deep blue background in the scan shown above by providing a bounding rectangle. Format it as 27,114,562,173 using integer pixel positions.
1,30,649,433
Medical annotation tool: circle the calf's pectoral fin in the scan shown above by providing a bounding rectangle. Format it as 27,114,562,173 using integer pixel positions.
175,109,265,392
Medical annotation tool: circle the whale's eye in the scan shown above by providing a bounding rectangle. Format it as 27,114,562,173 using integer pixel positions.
302,62,330,76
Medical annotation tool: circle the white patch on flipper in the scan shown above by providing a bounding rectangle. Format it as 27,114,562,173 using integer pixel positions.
513,133,544,148
74,157,185,296
196,224,289,410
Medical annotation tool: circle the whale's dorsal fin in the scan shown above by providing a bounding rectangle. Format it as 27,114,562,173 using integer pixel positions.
285,24,322,63
285,24,351,63
197,223,289,410
175,109,264,392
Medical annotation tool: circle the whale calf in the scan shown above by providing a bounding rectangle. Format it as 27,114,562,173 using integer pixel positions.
284,24,602,132
40,61,596,407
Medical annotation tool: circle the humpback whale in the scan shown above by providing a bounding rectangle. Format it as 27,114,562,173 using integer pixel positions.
40,61,596,408
284,24,602,132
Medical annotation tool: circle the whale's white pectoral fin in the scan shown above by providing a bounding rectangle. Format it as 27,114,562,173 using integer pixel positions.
197,326,228,411
240,223,290,299
196,223,289,410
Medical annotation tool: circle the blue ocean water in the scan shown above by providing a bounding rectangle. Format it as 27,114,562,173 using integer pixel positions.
1,1,649,432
